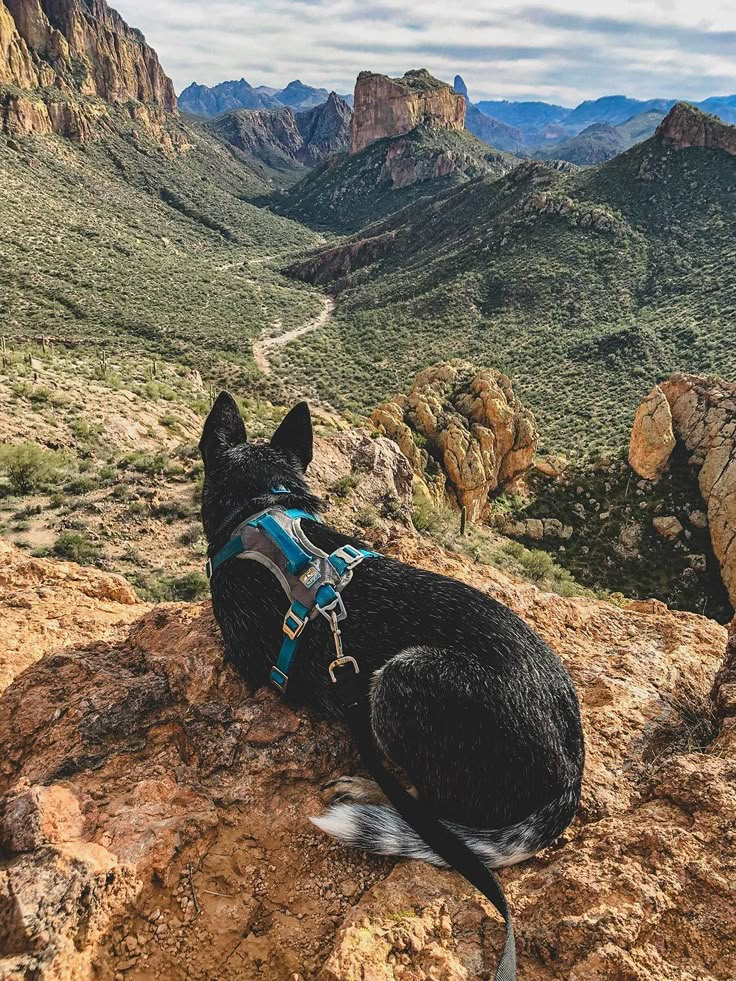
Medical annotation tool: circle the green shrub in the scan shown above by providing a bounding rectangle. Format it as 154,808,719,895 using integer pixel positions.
0,442,66,495
52,531,101,565
331,474,359,498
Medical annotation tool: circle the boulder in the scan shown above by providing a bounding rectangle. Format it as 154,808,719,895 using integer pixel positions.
371,362,537,520
629,383,676,480
658,374,736,607
653,515,684,540
0,539,144,694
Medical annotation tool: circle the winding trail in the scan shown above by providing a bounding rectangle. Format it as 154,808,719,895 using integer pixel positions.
253,296,335,375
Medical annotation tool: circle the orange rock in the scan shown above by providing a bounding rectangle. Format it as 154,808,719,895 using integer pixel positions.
351,69,465,154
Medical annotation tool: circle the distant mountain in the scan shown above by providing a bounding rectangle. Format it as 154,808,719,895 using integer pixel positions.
535,110,667,165
476,100,570,131
564,96,675,132
453,75,525,153
179,79,280,116
209,93,352,173
179,77,344,117
698,95,736,124
276,79,330,109
284,102,736,452
473,93,736,148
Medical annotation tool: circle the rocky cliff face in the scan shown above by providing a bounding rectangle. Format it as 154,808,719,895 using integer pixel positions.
630,373,736,606
350,68,465,154
656,101,736,155
1,466,734,977
371,362,538,519
0,0,176,138
210,93,351,169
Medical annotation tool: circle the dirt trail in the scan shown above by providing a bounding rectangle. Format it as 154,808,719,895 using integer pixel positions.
253,296,335,375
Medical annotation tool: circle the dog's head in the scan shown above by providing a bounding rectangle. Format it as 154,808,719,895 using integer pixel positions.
199,392,322,546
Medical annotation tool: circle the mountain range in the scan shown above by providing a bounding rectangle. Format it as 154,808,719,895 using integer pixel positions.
1,0,735,458
179,77,352,116
181,71,736,168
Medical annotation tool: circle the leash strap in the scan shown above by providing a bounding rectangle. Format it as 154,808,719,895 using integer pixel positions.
331,664,517,981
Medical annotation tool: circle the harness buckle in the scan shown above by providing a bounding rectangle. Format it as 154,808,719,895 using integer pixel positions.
328,656,360,682
283,608,309,640
330,545,365,572
270,666,289,692
205,558,213,580
317,590,347,622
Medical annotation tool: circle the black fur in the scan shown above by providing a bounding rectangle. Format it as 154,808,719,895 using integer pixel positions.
200,393,584,864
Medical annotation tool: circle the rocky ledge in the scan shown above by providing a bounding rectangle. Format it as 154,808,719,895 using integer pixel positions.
1,427,735,979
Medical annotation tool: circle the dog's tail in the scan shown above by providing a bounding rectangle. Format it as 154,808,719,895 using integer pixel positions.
310,793,573,869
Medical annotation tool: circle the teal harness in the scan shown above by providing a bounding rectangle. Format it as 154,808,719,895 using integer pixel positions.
206,502,376,692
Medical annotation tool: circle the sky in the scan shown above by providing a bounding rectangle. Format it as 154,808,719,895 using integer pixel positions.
114,0,736,107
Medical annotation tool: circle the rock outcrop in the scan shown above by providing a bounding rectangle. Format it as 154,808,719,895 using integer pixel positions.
1,512,734,978
629,383,676,480
656,101,736,156
630,374,736,607
0,0,176,138
0,539,144,694
350,68,465,154
210,93,351,169
0,0,175,106
371,362,537,519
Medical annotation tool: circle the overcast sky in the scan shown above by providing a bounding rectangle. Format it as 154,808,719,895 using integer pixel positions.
115,0,736,106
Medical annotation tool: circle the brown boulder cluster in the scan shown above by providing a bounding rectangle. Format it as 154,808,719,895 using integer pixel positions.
371,362,538,520
350,69,465,154
630,373,736,607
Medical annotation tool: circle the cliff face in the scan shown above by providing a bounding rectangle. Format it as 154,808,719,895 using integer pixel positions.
656,101,736,155
630,373,736,607
0,0,175,138
210,93,351,169
1,0,175,106
350,68,465,154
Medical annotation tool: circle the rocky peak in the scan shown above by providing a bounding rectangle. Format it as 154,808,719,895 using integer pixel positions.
655,101,736,155
295,91,352,156
211,93,351,169
453,73,468,99
350,67,465,154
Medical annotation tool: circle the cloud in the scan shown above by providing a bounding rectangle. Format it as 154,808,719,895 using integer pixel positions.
113,0,736,105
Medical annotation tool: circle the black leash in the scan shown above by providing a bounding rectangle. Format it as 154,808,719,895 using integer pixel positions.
331,661,517,981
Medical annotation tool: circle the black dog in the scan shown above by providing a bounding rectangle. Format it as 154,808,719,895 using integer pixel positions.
200,392,584,866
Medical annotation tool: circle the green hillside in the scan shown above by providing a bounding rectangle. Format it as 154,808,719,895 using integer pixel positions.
279,132,736,452
0,102,323,387
269,125,514,233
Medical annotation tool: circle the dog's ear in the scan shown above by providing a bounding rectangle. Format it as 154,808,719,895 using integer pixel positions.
200,391,247,468
271,401,312,470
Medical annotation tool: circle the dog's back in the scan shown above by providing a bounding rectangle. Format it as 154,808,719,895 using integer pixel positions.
201,394,584,868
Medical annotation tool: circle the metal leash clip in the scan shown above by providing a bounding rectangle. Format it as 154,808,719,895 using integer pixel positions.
326,609,359,682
